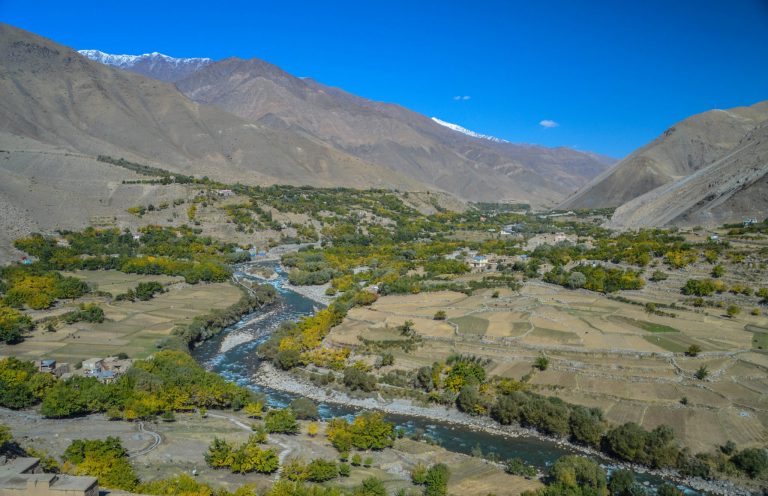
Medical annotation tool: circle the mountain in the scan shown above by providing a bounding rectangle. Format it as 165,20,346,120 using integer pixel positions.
0,23,429,261
171,57,615,205
78,49,213,82
430,117,508,143
607,120,768,228
561,101,768,210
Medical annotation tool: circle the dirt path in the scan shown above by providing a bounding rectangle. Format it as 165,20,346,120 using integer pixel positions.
128,422,162,458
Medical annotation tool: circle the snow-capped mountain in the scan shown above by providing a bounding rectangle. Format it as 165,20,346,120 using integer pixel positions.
431,117,508,143
78,49,212,82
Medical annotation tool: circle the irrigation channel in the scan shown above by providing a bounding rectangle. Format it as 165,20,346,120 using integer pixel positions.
192,262,702,495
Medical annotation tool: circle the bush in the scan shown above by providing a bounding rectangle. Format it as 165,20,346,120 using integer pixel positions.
306,459,338,482
731,448,768,478
289,397,319,420
343,366,377,392
603,423,679,468
504,458,536,478
548,455,607,494
685,344,702,357
694,366,709,380
423,464,450,496
63,437,138,490
326,412,395,452
433,310,447,320
205,435,279,474
265,409,299,434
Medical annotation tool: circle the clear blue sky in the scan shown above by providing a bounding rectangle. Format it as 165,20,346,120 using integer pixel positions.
3,0,767,157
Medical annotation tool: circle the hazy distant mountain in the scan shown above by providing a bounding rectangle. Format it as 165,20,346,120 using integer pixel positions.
173,56,615,205
561,101,768,210
79,49,213,82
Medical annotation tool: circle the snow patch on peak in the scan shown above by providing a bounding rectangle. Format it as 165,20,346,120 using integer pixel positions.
431,117,507,143
78,49,212,69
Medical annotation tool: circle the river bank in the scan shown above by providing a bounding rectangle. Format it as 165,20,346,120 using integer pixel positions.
251,362,752,496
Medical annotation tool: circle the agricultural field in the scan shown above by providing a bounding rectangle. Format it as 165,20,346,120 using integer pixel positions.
0,270,242,362
325,279,768,453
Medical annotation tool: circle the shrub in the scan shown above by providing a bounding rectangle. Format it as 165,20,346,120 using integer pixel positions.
205,435,279,474
433,310,447,320
423,463,450,496
694,366,709,380
343,366,377,392
685,344,701,357
731,448,768,478
504,458,536,478
265,408,299,434
306,458,338,482
63,437,138,490
289,397,319,420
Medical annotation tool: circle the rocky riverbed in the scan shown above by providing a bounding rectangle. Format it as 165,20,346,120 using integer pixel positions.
251,362,753,496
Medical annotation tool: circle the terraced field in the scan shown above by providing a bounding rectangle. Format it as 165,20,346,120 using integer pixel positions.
325,281,768,452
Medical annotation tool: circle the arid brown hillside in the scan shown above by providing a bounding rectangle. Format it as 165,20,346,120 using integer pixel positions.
607,120,768,228
174,57,614,205
561,101,768,210
0,24,423,192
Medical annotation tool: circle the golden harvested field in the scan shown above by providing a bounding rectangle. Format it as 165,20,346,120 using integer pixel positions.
326,281,768,452
0,271,242,362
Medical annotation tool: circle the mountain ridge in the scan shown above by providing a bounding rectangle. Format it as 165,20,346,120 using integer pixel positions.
561,101,768,210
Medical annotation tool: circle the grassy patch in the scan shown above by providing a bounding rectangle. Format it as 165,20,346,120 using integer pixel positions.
449,315,489,336
751,331,768,351
530,327,578,343
642,335,696,353
612,316,678,333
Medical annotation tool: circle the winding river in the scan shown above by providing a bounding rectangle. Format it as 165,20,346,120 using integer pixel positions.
192,262,702,495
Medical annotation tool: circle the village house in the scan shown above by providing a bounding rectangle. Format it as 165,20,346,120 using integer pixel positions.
525,232,577,251
0,457,97,496
79,356,132,383
33,360,69,378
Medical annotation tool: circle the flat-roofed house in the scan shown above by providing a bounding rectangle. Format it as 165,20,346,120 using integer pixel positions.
0,457,98,496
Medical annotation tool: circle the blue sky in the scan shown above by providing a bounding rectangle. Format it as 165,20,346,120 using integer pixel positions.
3,0,767,157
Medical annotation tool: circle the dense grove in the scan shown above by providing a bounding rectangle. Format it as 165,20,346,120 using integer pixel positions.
14,226,240,283
0,351,262,419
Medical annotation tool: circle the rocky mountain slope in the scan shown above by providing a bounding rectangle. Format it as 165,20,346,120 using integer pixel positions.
171,57,615,205
561,101,768,209
607,120,768,228
79,49,213,82
0,24,422,189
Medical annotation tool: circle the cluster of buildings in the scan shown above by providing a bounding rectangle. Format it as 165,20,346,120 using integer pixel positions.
0,457,97,496
33,356,132,384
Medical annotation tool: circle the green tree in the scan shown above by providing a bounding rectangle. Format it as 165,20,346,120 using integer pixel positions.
306,459,338,482
265,408,299,434
433,310,447,320
548,455,608,495
731,448,768,478
289,397,319,420
423,464,450,496
534,356,550,371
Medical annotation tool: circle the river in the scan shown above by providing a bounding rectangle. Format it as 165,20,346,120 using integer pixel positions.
192,262,702,494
